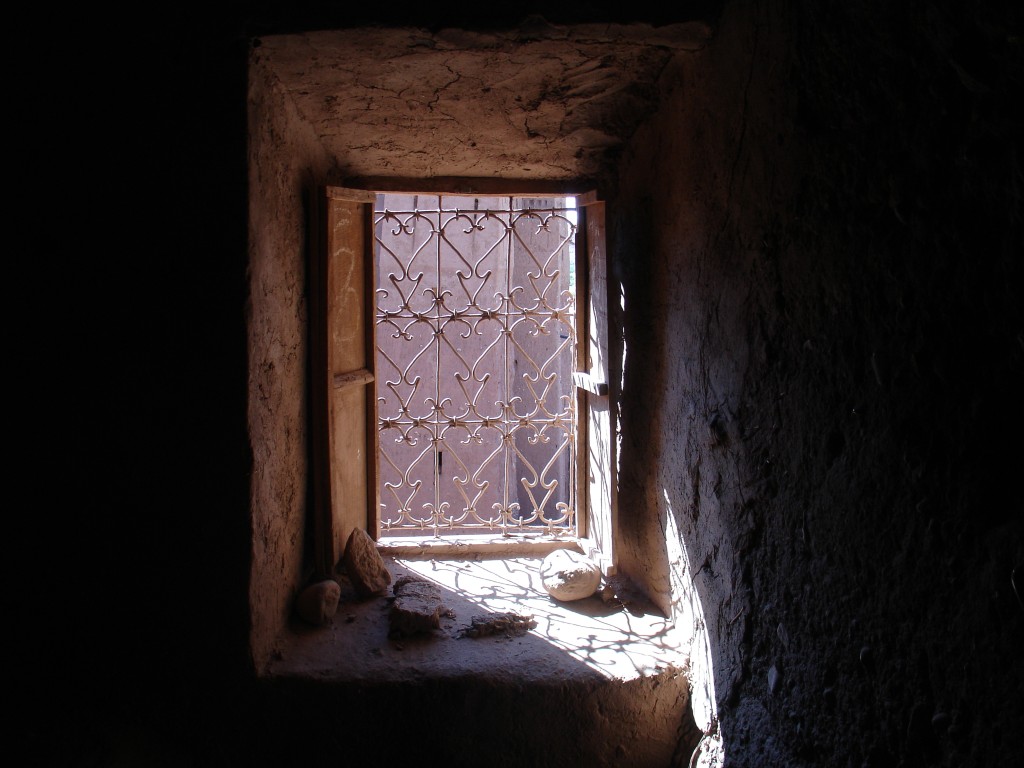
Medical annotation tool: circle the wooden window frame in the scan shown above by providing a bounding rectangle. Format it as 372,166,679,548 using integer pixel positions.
310,181,615,577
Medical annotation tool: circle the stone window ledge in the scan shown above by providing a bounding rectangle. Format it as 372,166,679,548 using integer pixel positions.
263,554,688,686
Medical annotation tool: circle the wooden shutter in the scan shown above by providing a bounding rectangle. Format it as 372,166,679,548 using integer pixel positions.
575,192,616,571
311,186,378,577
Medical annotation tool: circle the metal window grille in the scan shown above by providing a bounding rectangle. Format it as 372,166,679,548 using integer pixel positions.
374,194,578,538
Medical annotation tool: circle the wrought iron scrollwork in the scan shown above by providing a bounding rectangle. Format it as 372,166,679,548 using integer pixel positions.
374,196,578,538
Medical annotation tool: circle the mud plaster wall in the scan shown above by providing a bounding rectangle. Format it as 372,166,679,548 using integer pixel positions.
612,1,1023,766
611,1,794,744
247,62,339,669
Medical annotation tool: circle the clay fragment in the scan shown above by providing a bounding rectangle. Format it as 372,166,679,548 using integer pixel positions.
460,612,537,638
389,578,452,637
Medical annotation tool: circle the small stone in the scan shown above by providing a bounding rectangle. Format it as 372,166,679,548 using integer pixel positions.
342,527,392,598
540,549,601,601
295,579,341,626
768,664,781,695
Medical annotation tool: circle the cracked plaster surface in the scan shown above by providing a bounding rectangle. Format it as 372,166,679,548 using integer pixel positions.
250,20,712,180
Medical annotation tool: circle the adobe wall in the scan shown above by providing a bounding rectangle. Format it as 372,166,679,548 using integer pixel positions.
247,58,338,669
614,1,1023,765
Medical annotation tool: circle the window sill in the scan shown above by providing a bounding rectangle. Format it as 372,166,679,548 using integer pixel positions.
262,554,686,686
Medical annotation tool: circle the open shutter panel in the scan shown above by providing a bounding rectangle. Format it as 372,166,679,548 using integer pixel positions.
312,186,378,577
576,192,616,573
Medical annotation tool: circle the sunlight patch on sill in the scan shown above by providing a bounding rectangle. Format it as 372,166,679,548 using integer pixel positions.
264,555,688,685
394,555,686,680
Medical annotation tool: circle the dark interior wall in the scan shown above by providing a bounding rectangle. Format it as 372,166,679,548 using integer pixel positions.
612,1,1024,766
31,1,1021,767
773,3,1024,765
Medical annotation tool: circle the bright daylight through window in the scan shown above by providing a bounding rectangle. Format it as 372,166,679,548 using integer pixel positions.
373,194,579,540
311,185,613,576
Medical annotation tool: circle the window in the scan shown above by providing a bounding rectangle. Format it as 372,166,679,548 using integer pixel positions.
374,192,577,538
310,183,615,575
